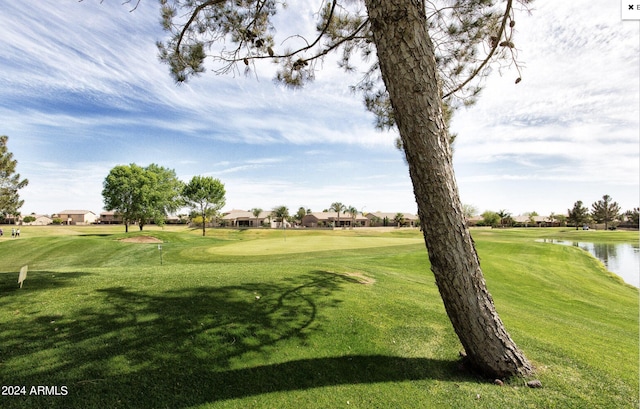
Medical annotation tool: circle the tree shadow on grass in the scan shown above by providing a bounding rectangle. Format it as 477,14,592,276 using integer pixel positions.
0,270,93,301
0,271,471,408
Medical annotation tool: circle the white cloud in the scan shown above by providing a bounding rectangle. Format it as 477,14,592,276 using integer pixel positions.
451,0,639,214
18,161,112,214
1,0,638,216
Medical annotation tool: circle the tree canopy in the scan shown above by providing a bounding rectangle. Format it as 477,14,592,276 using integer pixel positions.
591,194,621,230
624,208,639,227
0,135,29,218
270,205,289,228
481,210,500,227
102,163,184,232
295,206,308,224
183,175,226,236
567,200,590,230
157,0,528,118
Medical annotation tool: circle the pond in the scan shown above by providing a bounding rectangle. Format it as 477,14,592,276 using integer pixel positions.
538,239,639,288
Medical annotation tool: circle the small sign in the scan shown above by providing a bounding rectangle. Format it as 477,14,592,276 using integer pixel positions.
622,1,640,20
18,265,28,288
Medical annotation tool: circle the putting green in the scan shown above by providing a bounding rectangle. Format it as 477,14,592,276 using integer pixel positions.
206,235,424,256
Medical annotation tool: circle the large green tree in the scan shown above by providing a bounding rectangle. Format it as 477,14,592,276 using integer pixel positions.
0,136,29,218
567,200,590,230
481,210,500,228
153,0,533,377
102,163,183,232
591,194,620,230
102,164,144,232
144,163,185,228
183,175,226,236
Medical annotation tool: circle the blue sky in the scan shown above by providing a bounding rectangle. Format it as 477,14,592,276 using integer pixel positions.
1,0,638,217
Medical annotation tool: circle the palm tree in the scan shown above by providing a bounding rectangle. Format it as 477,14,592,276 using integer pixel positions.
393,212,405,227
347,205,358,229
271,205,289,228
329,202,346,228
496,209,510,228
251,207,262,228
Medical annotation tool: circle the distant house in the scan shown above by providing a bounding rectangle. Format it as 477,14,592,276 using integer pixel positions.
221,209,272,228
55,210,98,225
366,212,419,227
166,214,188,224
468,214,562,227
100,211,123,224
23,215,53,226
1,214,21,225
301,211,370,228
466,216,484,226
512,215,555,227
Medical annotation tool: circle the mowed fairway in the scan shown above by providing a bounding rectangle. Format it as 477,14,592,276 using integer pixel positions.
206,233,424,256
0,226,637,409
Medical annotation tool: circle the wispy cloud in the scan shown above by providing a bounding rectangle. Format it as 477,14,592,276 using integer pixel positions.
451,0,639,210
1,0,638,215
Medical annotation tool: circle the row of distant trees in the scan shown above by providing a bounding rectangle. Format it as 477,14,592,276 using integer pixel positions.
324,203,408,227
102,163,225,236
474,195,638,229
227,203,376,228
566,195,636,230
246,203,410,228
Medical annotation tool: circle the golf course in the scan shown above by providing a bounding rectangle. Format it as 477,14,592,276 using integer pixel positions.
0,226,637,408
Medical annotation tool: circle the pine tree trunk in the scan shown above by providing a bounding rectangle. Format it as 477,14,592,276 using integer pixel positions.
364,0,533,378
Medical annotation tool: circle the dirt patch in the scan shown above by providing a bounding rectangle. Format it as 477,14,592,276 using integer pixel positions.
342,272,376,285
119,236,163,244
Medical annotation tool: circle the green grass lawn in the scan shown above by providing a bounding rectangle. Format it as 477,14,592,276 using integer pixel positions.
0,226,637,408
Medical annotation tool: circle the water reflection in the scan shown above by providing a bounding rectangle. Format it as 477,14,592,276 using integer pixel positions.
538,239,639,288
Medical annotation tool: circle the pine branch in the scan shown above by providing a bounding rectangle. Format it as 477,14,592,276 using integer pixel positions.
175,0,227,53
442,0,513,99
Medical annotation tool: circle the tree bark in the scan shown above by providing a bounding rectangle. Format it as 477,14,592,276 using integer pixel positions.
364,0,533,378
201,208,207,237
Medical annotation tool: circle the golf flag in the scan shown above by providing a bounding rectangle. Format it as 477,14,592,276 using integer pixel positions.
18,265,28,288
